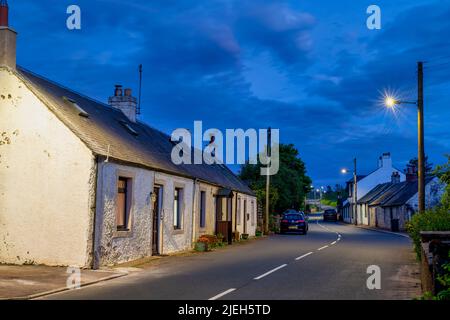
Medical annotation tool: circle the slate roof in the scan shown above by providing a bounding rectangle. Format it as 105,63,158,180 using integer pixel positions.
358,182,392,204
381,177,434,207
14,66,254,196
368,182,407,206
365,177,434,207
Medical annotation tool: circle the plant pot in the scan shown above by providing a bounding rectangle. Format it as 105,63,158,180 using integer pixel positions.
195,241,208,252
241,233,249,240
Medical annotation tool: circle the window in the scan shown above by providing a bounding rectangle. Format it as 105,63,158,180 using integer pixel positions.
119,120,139,136
237,198,241,225
63,96,89,118
199,191,206,228
173,188,183,229
117,177,130,230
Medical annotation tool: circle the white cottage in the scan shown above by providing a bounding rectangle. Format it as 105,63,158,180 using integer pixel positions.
342,152,406,225
0,5,257,268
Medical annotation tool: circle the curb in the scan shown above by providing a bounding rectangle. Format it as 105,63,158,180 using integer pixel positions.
7,271,128,300
337,222,411,239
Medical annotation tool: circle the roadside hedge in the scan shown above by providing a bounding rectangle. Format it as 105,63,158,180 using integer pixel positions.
406,206,450,259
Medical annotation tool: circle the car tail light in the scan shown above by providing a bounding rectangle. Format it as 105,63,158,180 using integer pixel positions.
296,220,305,223
281,219,288,223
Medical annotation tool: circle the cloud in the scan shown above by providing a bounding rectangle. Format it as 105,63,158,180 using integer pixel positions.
13,0,450,187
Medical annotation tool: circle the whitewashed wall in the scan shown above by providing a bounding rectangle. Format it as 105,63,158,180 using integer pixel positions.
155,172,194,255
406,177,445,211
235,193,257,237
93,161,154,267
0,68,95,267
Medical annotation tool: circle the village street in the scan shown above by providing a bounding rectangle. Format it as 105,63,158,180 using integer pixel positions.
41,218,420,300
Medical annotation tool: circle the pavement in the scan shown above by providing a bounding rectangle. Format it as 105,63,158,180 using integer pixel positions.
0,265,126,299
37,220,421,300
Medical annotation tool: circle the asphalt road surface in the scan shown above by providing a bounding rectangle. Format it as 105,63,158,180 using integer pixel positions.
43,219,420,300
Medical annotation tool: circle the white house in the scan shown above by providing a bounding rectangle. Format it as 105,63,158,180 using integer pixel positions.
342,152,405,225
0,4,257,268
359,173,445,231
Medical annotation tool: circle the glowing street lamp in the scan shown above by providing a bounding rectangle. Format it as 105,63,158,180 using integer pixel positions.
382,61,425,213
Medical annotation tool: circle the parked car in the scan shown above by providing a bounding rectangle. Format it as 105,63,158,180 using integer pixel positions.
323,209,337,221
280,211,308,235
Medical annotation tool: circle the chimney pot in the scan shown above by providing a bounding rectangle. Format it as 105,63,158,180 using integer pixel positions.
108,84,137,122
0,0,16,69
114,85,123,97
0,0,8,27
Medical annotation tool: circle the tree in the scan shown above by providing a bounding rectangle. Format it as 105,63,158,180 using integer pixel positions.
239,144,312,215
434,154,450,209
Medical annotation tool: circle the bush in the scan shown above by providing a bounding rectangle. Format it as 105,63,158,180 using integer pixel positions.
406,207,450,259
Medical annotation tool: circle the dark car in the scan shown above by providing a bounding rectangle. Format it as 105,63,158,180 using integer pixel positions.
280,211,308,235
323,209,337,221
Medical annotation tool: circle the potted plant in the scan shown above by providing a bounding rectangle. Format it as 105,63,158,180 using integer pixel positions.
195,239,209,252
241,233,249,240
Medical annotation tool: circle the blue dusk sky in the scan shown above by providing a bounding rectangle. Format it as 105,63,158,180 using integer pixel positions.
9,0,450,187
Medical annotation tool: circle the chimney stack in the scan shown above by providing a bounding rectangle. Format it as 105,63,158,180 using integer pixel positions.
0,0,16,69
406,164,418,182
108,84,137,122
391,171,400,184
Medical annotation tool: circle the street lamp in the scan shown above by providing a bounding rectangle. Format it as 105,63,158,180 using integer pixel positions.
383,62,425,213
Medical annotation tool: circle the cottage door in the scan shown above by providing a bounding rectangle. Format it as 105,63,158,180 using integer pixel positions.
152,186,162,255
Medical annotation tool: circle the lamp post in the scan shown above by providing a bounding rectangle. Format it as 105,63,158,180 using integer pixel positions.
384,61,425,213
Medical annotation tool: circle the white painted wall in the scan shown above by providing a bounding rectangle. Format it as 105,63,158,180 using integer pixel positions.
155,172,194,255
344,153,405,225
235,193,257,237
406,177,445,211
93,161,154,267
0,68,95,267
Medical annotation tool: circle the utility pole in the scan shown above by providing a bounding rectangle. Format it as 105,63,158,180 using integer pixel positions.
353,158,358,225
264,127,271,235
417,61,425,213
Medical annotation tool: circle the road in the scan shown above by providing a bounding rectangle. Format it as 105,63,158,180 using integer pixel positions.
43,217,420,300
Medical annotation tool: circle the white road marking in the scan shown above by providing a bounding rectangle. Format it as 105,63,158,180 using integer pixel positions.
330,241,337,245
208,288,236,300
317,245,329,251
295,252,313,261
254,264,287,280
